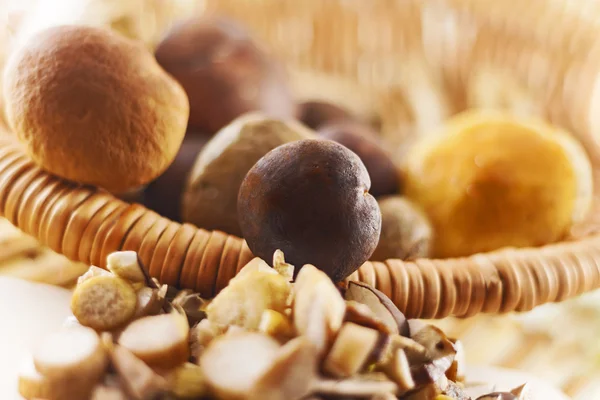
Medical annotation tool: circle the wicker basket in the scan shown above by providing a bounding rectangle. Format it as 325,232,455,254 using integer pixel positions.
2,0,600,319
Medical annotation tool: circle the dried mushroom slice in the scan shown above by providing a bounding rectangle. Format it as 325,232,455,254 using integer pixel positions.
344,300,390,334
249,337,318,400
323,322,380,378
312,373,399,398
71,275,138,331
171,292,208,325
118,312,190,369
189,319,223,363
133,287,163,319
344,281,408,336
411,325,456,361
77,265,112,285
207,269,290,329
200,332,281,400
259,309,295,341
33,326,108,381
510,383,531,400
293,265,346,355
445,339,466,382
476,394,518,400
165,362,207,399
110,344,168,400
107,251,147,283
379,348,415,393
272,249,295,282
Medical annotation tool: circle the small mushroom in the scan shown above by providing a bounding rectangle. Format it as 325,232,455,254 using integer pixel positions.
109,345,167,400
323,322,380,378
249,337,319,400
293,265,347,355
410,325,456,361
344,281,408,336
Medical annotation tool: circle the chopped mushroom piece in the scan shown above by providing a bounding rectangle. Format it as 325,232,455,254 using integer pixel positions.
171,292,208,325
32,326,108,381
380,348,415,393
259,309,296,341
249,337,318,400
207,270,290,329
344,300,390,334
109,345,167,400
133,287,163,319
411,325,456,361
323,322,380,378
200,332,281,400
165,362,207,399
107,251,146,283
118,312,190,369
293,265,346,355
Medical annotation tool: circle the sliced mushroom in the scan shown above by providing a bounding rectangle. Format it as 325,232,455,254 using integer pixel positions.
323,322,380,378
71,275,138,331
207,269,291,330
380,334,429,365
109,344,168,400
107,251,147,283
33,326,108,381
344,281,408,336
272,249,295,282
118,312,190,369
312,373,399,398
344,300,390,334
249,337,318,400
411,354,455,386
77,265,112,285
259,309,295,341
165,362,207,399
189,319,223,364
293,265,346,355
200,332,281,400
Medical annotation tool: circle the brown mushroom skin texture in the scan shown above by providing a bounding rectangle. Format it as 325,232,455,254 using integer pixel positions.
318,122,401,197
238,139,382,282
144,132,210,221
155,16,295,134
297,100,355,131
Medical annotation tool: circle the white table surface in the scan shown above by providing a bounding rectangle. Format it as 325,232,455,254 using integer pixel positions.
0,277,570,400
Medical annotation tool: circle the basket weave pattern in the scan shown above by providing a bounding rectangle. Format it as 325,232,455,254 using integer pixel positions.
2,0,600,318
